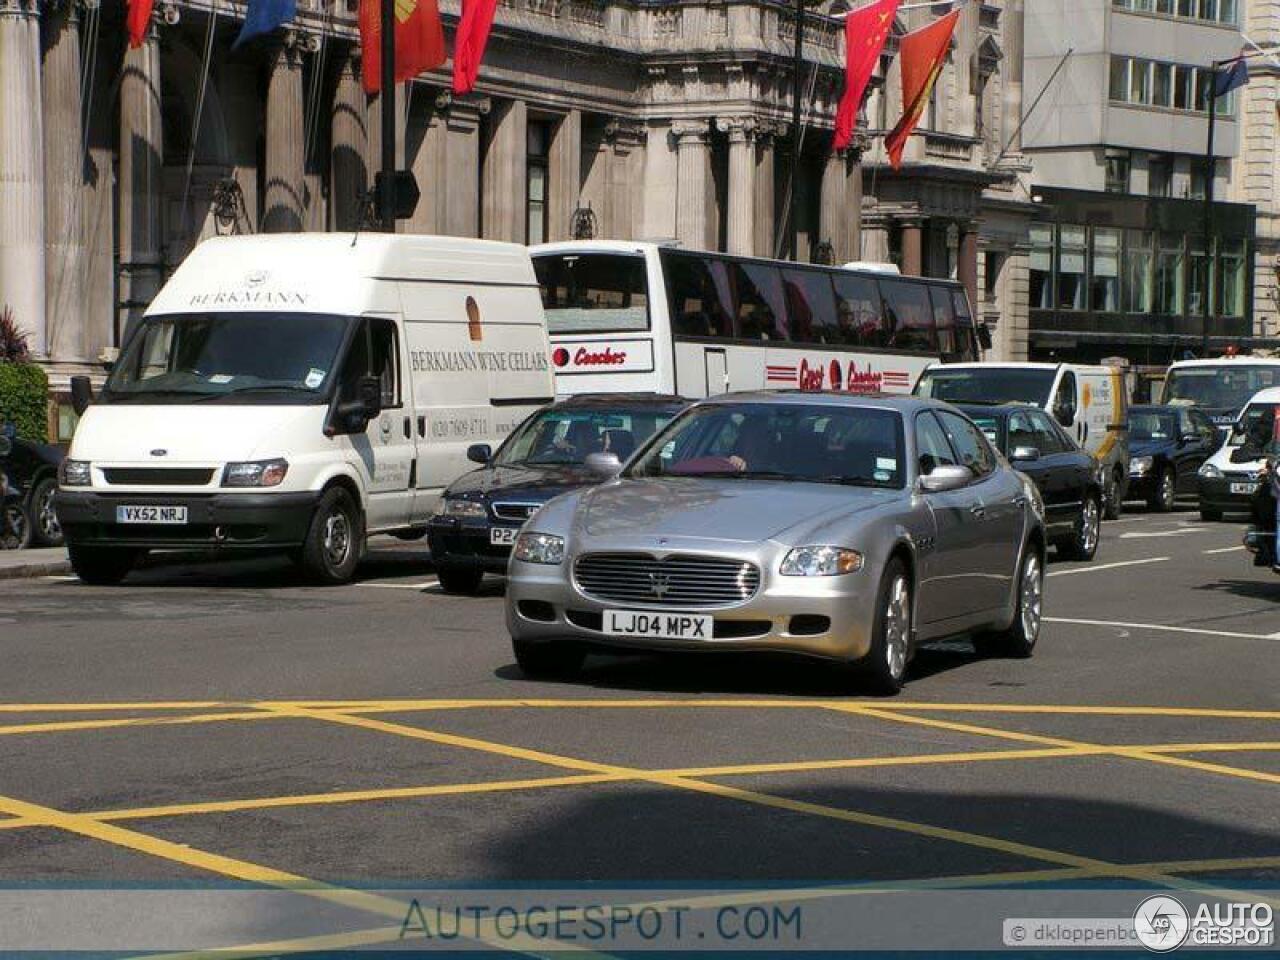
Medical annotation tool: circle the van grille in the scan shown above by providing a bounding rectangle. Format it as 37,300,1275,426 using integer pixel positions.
574,553,760,608
101,468,215,486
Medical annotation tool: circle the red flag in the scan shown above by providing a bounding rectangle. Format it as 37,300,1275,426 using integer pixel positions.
360,0,447,95
833,0,900,152
126,0,154,48
884,8,960,170
452,0,499,95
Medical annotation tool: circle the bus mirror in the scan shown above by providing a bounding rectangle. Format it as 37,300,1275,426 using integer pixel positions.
976,323,993,351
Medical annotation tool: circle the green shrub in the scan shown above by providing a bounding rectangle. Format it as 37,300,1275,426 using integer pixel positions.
0,362,49,443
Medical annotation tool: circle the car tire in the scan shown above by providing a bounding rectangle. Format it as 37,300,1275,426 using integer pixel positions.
1148,467,1176,513
512,636,585,679
1103,467,1124,520
437,565,484,595
858,557,911,696
68,544,139,585
1,502,32,551
298,487,363,585
1200,505,1223,522
977,546,1043,659
29,476,63,547
1058,493,1101,561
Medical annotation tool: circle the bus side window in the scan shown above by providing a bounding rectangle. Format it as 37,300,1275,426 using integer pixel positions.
880,279,937,353
732,263,789,341
951,288,978,361
929,287,958,360
782,269,837,345
667,253,733,339
831,274,884,347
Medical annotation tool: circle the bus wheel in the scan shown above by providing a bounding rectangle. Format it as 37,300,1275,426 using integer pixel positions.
300,488,362,585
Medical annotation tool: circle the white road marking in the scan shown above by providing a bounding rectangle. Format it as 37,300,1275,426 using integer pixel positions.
1119,527,1209,539
359,579,441,591
1048,557,1169,577
1046,617,1274,641
1204,545,1247,555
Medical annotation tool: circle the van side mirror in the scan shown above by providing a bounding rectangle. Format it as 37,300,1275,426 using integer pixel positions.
917,464,973,493
70,376,94,416
976,322,993,351
1010,446,1041,463
585,451,623,478
1053,403,1073,427
330,376,383,435
467,443,492,465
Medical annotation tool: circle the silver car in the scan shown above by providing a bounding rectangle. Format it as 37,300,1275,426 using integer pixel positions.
505,392,1047,693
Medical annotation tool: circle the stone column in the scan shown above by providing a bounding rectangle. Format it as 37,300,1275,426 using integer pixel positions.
42,0,84,363
548,109,581,242
754,129,775,257
609,120,645,241
580,121,612,237
958,221,980,311
118,6,165,339
82,25,116,360
0,0,46,357
844,146,863,262
330,47,369,232
672,119,711,250
901,217,923,276
860,204,891,263
481,98,527,243
819,150,848,262
446,97,486,237
719,117,756,257
263,36,306,233
1001,0,1025,155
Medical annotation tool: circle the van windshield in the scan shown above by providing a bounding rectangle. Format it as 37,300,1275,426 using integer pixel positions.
915,367,1055,405
103,312,351,404
1161,365,1280,413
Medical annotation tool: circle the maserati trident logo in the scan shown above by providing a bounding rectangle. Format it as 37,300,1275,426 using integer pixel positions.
648,573,671,599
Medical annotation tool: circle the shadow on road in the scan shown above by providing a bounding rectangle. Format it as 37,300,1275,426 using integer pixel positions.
1193,578,1280,602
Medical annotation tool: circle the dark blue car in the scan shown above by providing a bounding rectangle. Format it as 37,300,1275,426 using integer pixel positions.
1125,405,1220,512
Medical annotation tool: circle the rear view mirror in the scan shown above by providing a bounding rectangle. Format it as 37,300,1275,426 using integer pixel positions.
918,464,972,493
585,452,623,478
467,443,492,465
1010,446,1041,463
70,375,94,416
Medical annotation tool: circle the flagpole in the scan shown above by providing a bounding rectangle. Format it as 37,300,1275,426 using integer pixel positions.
379,0,396,232
1201,59,1219,358
789,0,805,261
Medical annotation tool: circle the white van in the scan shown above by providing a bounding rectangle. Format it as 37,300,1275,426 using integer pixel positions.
915,362,1130,516
55,234,553,585
1160,356,1280,435
1196,385,1280,521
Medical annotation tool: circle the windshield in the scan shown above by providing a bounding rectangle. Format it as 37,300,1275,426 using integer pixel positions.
916,368,1056,405
966,414,1005,451
1161,365,1280,411
104,312,350,403
1129,411,1179,443
496,407,678,466
534,253,651,335
1229,403,1280,450
630,403,906,489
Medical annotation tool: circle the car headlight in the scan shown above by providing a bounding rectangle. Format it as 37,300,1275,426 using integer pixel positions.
513,532,565,565
222,458,288,487
443,498,487,518
780,546,864,577
59,459,92,486
1130,456,1153,476
1199,462,1223,480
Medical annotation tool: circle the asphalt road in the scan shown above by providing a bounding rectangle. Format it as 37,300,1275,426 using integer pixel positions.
0,507,1276,953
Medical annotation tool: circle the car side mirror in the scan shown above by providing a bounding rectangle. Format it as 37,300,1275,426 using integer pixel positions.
467,443,492,465
0,436,11,457
917,464,973,493
70,375,94,416
1010,446,1041,463
585,451,623,478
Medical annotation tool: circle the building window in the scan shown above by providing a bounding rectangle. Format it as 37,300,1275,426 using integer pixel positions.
1125,230,1154,313
1188,237,1212,314
1091,227,1122,312
984,250,1002,303
1109,56,1235,117
1220,238,1246,316
1148,155,1173,197
1029,224,1054,310
1114,0,1237,24
1154,233,1185,315
1057,225,1088,310
1152,62,1173,108
1190,157,1214,199
526,120,551,244
1105,151,1131,193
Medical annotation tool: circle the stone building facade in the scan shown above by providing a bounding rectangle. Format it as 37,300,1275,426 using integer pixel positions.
1,0,1033,437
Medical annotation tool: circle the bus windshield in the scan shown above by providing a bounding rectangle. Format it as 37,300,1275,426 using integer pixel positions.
915,367,1056,405
1161,365,1280,412
533,253,650,335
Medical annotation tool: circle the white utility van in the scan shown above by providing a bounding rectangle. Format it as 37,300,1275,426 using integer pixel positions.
915,362,1130,517
1196,385,1280,521
56,234,554,585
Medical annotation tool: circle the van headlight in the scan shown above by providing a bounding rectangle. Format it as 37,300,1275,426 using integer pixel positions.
59,459,92,487
222,458,288,487
1199,462,1223,479
1130,456,1153,476
443,498,487,518
513,532,565,565
780,546,864,577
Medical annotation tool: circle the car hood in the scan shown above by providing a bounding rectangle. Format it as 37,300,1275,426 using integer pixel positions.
68,404,322,462
446,463,597,501
578,478,897,544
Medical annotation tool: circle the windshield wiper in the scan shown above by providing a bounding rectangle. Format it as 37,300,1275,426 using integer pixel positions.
815,476,888,488
194,385,312,402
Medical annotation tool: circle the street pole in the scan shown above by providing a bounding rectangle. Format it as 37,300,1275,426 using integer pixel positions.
379,0,396,232
1201,64,1218,358
789,0,804,262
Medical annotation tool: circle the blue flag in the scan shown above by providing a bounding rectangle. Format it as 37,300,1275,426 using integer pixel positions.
1214,57,1249,97
234,0,296,48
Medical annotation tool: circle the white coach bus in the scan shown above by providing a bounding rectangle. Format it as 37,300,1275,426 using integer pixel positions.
531,241,987,399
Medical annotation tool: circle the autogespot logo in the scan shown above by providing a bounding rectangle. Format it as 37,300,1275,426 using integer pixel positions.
1134,895,1190,952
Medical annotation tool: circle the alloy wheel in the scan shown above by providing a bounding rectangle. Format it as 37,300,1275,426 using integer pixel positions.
883,575,910,680
1079,498,1100,555
1019,553,1043,643
1159,471,1175,511
36,485,60,542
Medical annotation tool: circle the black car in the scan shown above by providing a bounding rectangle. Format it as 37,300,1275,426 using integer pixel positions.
427,393,688,594
958,403,1103,561
1125,405,1220,512
0,430,64,547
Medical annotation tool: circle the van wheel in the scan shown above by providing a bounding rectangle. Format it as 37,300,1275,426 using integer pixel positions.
1149,467,1176,513
437,565,484,595
30,477,64,547
299,488,362,585
1200,505,1223,522
1103,468,1124,520
857,558,911,696
512,636,585,679
976,547,1043,659
68,544,139,585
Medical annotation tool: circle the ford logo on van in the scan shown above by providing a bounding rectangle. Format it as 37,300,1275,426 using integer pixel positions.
150,449,167,457
245,270,269,287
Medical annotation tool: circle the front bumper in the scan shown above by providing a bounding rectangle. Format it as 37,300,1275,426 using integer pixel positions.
54,489,320,549
1198,476,1261,513
427,516,519,573
1126,472,1158,500
505,555,879,662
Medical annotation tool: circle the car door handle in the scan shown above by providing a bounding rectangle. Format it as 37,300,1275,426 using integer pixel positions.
969,504,987,519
